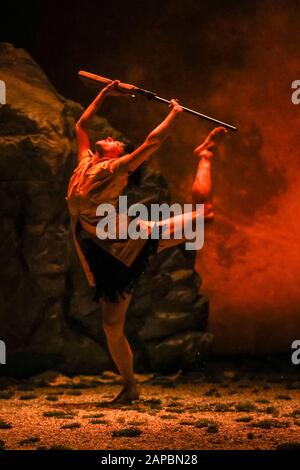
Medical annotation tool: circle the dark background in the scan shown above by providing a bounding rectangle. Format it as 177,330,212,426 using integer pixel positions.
2,0,255,95
1,0,300,354
1,0,251,143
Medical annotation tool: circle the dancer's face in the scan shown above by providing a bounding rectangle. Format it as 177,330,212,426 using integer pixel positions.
95,137,125,158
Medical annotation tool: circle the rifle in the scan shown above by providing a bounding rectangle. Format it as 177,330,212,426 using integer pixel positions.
78,70,237,131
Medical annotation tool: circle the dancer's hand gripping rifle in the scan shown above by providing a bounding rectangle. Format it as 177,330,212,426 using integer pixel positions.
78,70,237,131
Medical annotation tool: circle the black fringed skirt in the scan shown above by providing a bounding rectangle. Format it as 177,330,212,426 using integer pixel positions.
76,221,159,303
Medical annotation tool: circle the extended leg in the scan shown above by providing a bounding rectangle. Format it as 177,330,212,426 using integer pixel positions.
192,126,227,214
101,293,140,403
155,127,227,253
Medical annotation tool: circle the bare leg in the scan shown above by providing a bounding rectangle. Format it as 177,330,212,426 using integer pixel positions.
192,126,227,211
101,293,140,403
156,127,227,253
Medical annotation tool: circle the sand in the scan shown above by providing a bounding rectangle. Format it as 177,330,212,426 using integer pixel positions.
0,367,299,450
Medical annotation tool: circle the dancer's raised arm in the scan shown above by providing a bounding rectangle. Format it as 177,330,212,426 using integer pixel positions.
75,80,122,163
117,99,183,172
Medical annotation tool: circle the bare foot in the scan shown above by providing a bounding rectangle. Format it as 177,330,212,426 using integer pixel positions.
107,382,140,404
194,126,228,158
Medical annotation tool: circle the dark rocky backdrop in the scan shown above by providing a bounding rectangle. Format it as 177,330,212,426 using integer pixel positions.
1,0,300,356
0,43,211,376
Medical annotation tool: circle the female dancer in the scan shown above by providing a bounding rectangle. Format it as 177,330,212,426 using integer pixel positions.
66,80,227,403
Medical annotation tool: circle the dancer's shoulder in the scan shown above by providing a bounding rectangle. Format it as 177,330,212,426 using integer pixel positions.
78,148,94,163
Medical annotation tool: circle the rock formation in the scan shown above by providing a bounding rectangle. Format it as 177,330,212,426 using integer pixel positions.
0,43,212,376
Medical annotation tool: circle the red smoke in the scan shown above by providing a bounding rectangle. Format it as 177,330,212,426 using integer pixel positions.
135,1,300,353
91,0,300,353
195,3,300,353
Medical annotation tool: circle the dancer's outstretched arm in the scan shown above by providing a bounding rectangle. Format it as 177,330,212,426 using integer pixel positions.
118,99,183,172
75,80,121,163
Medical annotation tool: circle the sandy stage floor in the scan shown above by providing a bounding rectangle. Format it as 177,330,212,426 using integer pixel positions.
0,362,300,450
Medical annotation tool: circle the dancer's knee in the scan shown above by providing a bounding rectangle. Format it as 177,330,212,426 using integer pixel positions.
102,314,124,339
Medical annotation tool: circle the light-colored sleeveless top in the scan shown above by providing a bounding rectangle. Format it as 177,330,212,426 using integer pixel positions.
66,149,148,288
